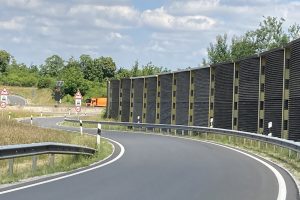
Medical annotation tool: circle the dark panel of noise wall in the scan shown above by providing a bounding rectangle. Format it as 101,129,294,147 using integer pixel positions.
146,77,157,123
109,80,120,119
160,74,172,124
194,68,210,127
214,63,234,129
176,72,189,125
289,40,300,141
120,79,130,122
238,57,260,133
133,78,144,123
263,49,284,138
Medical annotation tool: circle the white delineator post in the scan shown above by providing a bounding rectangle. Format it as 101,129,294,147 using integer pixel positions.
97,123,101,147
80,120,83,135
30,115,33,125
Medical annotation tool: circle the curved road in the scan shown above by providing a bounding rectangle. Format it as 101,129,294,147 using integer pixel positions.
8,95,27,106
0,117,298,200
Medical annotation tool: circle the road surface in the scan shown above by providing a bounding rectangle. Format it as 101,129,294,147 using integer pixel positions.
0,117,298,200
8,95,27,106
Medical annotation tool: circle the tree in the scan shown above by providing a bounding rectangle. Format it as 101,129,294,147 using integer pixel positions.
0,50,11,73
206,16,300,64
207,34,231,64
59,65,89,96
79,54,94,81
40,55,64,77
99,57,116,79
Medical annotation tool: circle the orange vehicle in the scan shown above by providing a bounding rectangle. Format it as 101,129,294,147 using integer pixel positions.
86,97,107,107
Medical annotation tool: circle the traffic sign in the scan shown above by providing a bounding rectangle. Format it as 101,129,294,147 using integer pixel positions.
1,102,6,108
74,90,82,99
1,88,8,104
75,106,81,112
74,90,82,107
0,88,9,95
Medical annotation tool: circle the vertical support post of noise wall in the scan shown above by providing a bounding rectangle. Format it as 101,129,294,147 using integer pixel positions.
119,80,122,121
129,79,133,122
208,66,215,127
156,75,160,124
142,77,147,123
281,47,290,139
257,56,266,134
171,73,176,125
107,80,111,118
232,62,239,130
189,70,195,127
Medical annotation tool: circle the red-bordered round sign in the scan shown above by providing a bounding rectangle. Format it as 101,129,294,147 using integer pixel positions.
0,88,9,95
1,102,6,108
75,106,81,112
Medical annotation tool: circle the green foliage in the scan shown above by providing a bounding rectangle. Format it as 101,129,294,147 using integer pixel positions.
59,61,89,96
115,61,169,79
40,55,64,77
0,50,11,74
37,76,55,89
1,62,38,87
207,34,231,64
207,16,300,64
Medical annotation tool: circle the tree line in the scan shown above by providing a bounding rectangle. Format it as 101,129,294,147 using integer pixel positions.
205,16,300,64
0,53,168,100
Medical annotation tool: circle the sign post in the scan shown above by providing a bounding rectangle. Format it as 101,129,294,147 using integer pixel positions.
1,88,9,116
74,90,82,118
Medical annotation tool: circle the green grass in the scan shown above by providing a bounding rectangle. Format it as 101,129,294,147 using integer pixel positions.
0,111,113,184
0,85,55,105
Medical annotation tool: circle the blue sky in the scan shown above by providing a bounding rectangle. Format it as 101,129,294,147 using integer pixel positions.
0,0,299,70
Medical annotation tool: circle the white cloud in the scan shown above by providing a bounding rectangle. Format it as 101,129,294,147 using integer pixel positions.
168,0,220,14
0,0,42,8
0,17,25,30
141,7,216,31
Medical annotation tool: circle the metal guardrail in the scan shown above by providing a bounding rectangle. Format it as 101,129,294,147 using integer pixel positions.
0,142,96,160
65,119,300,154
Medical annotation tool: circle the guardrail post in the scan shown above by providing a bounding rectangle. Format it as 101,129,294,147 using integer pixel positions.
32,156,37,171
30,115,33,125
80,120,83,135
243,138,246,146
288,149,292,158
181,130,184,136
258,141,261,149
167,129,169,134
297,152,300,161
8,159,14,176
49,154,55,167
97,123,101,147
229,136,231,143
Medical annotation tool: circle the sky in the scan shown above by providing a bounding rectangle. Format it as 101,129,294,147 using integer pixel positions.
0,0,300,70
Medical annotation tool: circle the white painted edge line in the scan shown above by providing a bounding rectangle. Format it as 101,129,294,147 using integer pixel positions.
106,129,287,200
0,137,125,195
203,140,287,200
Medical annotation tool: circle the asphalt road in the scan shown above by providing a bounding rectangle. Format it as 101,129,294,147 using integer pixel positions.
0,117,298,200
8,95,27,106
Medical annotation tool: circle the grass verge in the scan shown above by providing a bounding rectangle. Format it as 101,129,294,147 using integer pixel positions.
0,113,113,184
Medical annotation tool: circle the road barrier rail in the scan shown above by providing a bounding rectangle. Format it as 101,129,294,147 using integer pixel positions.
65,119,300,156
0,142,96,176
0,142,96,160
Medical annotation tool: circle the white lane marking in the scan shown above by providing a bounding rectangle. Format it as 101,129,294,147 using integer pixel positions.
0,137,125,195
107,130,287,200
203,141,287,200
162,134,287,200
